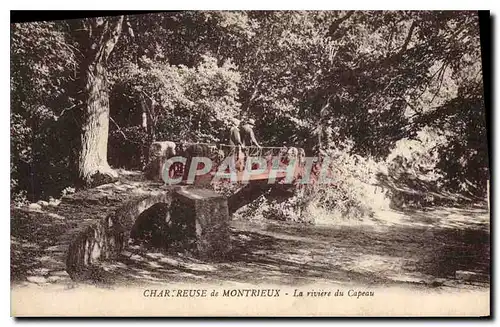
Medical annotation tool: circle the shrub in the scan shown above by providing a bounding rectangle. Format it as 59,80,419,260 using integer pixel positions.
306,141,391,222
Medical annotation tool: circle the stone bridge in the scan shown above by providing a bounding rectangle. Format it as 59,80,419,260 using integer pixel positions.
143,141,308,216
65,142,310,281
65,185,231,281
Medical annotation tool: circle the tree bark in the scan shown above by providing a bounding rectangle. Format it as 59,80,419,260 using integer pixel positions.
400,20,417,54
78,61,117,185
76,16,124,186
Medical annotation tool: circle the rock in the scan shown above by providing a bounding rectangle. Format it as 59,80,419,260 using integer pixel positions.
50,270,70,277
66,223,109,278
113,185,128,192
47,275,67,282
144,157,166,181
150,141,176,158
455,270,489,282
238,234,251,241
132,188,149,195
61,195,74,202
121,250,133,257
48,199,61,207
37,200,49,207
28,203,42,211
130,254,145,262
47,213,65,220
30,267,50,275
27,276,47,284
429,280,444,287
144,141,178,181
148,261,162,268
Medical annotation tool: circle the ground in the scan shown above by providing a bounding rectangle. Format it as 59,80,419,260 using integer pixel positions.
10,170,490,291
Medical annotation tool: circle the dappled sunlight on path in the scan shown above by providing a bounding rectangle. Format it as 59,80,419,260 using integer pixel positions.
89,206,489,289
11,171,489,290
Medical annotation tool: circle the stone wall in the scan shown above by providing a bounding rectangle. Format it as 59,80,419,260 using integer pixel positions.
65,186,230,281
66,192,172,281
170,188,230,259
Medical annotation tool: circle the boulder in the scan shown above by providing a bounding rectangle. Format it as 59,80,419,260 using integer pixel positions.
37,200,49,207
144,140,177,181
144,157,166,181
48,198,61,207
28,203,42,211
26,276,48,284
149,141,176,159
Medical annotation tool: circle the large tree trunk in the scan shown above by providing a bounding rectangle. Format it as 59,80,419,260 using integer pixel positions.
78,62,117,185
75,16,124,186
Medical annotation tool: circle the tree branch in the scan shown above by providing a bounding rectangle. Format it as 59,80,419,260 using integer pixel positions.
429,62,448,103
327,11,354,38
400,20,417,54
109,116,142,144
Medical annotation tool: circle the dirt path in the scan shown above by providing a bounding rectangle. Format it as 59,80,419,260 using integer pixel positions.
11,173,490,291
230,208,490,288
10,172,165,286
77,206,487,290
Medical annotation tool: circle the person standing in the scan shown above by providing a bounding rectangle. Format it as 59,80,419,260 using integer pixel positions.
240,118,261,148
229,118,242,146
228,118,244,172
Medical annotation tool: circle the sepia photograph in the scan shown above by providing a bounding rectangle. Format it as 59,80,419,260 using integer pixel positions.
10,10,490,317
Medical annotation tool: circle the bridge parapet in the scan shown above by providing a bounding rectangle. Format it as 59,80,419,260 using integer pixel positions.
145,141,307,185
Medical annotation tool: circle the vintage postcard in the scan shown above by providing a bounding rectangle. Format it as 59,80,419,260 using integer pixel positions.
10,10,490,317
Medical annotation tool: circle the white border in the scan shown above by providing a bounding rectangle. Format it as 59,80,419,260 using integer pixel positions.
2,3,498,326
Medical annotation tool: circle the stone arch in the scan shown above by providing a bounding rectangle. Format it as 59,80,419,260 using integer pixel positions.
65,187,230,281
66,191,172,281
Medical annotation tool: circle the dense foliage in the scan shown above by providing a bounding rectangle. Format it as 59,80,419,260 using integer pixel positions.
11,21,79,201
11,11,488,216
